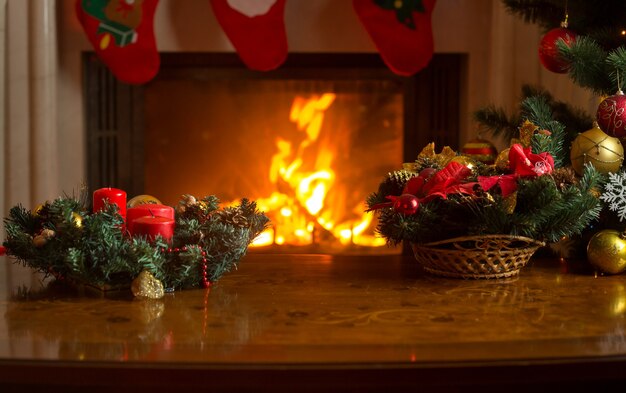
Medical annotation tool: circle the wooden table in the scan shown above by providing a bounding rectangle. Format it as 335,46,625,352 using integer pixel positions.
1,254,625,391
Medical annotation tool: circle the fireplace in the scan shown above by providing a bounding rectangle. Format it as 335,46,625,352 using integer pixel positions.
83,53,463,253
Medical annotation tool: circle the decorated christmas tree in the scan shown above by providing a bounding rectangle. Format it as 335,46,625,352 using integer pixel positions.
368,0,626,277
483,0,626,273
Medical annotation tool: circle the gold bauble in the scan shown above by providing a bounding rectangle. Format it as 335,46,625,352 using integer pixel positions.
587,230,626,275
131,270,165,299
495,148,510,171
570,125,624,175
128,194,162,208
72,212,83,228
460,138,497,164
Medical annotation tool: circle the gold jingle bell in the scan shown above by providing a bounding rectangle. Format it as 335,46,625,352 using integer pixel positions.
570,124,624,175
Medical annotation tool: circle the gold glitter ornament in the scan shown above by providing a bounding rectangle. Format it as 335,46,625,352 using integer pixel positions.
131,270,165,299
128,194,162,208
495,148,510,171
587,230,626,275
513,120,538,147
417,143,457,167
570,124,624,175
72,212,83,228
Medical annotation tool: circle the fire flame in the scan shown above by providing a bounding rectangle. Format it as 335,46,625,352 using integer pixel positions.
249,94,385,250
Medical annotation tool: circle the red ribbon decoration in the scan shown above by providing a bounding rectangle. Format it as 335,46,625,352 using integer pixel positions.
369,161,476,212
478,174,518,197
478,143,554,197
508,144,554,177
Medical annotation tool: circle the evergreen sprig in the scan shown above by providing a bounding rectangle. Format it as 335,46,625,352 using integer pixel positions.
502,0,626,50
474,86,592,144
3,194,269,291
522,95,566,167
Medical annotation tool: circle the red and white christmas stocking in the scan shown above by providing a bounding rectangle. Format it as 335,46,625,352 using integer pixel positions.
353,0,437,76
210,0,288,71
76,0,160,84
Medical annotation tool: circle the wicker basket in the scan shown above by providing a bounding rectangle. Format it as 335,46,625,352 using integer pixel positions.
411,235,545,279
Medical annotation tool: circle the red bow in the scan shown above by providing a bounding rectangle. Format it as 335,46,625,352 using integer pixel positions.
479,144,554,197
478,175,518,197
369,161,476,212
509,143,554,177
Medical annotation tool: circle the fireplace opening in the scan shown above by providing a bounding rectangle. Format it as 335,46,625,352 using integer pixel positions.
84,53,463,254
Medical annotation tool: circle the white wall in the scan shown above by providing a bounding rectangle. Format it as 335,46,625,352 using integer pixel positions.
5,0,595,206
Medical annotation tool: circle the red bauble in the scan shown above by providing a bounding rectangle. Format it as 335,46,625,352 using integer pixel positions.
461,138,497,164
393,194,420,215
538,27,577,73
596,91,626,138
0,245,6,256
419,167,437,180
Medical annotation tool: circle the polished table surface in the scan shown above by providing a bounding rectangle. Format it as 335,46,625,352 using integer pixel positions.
1,253,625,391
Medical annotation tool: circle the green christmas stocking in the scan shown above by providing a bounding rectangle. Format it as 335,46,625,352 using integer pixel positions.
353,0,437,76
76,0,160,84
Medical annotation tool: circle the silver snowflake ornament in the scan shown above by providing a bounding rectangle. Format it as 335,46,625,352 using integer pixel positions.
600,171,626,221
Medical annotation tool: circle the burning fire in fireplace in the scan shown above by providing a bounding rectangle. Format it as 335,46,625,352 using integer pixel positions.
247,93,386,251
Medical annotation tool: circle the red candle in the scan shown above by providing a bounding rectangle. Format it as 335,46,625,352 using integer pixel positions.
132,216,175,243
127,204,174,234
93,188,127,220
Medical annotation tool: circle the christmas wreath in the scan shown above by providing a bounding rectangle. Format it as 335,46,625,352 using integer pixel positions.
2,191,269,297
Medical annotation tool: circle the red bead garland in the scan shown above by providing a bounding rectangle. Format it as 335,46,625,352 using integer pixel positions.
200,249,211,289
161,245,211,288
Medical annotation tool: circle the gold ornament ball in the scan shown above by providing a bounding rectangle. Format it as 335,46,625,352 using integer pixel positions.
128,194,162,208
570,125,624,175
495,148,510,171
587,230,626,275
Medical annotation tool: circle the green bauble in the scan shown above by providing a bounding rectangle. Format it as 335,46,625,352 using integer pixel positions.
378,170,416,197
587,230,626,275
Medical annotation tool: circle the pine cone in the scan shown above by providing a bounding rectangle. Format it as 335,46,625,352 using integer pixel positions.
378,170,416,197
552,167,578,189
219,209,249,227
